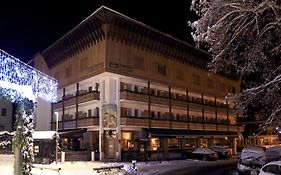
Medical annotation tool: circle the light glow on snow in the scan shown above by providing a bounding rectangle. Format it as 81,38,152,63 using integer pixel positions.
0,49,57,102
0,80,35,102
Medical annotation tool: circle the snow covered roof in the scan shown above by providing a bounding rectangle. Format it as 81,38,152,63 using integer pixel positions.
0,131,14,136
33,131,57,140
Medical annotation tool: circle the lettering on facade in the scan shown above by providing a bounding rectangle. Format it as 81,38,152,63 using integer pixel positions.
109,62,133,73
88,62,104,73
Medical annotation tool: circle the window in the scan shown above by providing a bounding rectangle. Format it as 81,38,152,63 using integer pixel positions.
95,107,99,116
262,164,280,174
149,138,160,151
157,64,166,76
0,125,4,131
151,111,155,119
134,85,138,92
207,79,214,89
95,83,99,91
127,108,132,116
133,56,144,70
176,69,184,80
88,86,92,92
88,109,92,117
134,109,138,117
125,84,132,91
65,66,72,78
193,74,200,85
168,138,179,150
80,57,89,72
1,108,7,116
219,83,225,91
157,112,161,119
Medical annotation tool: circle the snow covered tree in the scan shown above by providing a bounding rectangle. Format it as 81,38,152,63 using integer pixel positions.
189,0,281,132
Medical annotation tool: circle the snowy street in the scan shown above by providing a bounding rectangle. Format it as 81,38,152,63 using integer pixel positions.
0,154,239,175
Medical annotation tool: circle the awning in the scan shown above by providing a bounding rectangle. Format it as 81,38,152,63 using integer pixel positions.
58,128,87,137
145,128,238,138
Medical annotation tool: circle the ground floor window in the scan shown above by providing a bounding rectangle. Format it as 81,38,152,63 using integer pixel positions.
121,131,133,151
168,138,179,150
148,138,161,151
186,138,196,150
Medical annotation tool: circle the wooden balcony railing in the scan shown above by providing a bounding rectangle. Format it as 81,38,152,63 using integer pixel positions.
77,117,99,127
52,91,100,110
51,116,99,130
121,117,149,126
120,116,243,132
151,120,170,128
120,90,231,109
120,91,148,102
50,115,243,132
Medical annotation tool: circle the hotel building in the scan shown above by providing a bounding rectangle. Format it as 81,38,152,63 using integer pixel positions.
34,6,244,161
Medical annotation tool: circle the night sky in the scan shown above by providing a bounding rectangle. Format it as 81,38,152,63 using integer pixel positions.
0,0,196,63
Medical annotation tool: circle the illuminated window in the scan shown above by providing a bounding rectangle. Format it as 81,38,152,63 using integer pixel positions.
168,138,179,150
149,138,160,151
121,132,133,151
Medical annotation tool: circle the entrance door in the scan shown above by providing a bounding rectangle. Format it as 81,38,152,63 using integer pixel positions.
105,137,116,159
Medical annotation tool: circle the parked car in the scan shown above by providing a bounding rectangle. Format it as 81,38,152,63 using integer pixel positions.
265,146,281,162
210,146,231,159
189,147,218,161
259,161,281,175
237,147,267,175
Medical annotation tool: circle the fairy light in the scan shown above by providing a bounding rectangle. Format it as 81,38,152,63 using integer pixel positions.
0,49,57,102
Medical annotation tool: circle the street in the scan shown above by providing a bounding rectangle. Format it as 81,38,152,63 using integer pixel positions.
161,159,239,175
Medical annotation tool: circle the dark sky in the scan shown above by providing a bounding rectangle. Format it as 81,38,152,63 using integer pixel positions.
0,0,196,63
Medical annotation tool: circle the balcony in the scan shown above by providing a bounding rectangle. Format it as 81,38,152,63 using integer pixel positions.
77,117,99,127
121,116,149,126
120,116,242,132
151,119,170,128
52,91,100,110
120,90,231,110
120,91,148,102
51,116,99,130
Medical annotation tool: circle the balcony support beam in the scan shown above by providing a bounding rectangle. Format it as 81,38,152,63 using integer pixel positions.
76,83,79,128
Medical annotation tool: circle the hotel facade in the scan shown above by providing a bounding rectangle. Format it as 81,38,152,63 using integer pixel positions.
34,6,244,161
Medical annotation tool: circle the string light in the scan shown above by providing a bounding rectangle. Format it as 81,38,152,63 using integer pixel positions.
0,49,57,102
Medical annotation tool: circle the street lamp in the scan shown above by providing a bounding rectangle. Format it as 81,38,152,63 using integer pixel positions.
54,112,59,164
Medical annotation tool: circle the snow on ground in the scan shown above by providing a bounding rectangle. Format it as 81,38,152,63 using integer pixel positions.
0,154,208,175
0,154,14,175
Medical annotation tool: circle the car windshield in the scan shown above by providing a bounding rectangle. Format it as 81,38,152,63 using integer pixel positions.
192,148,215,154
